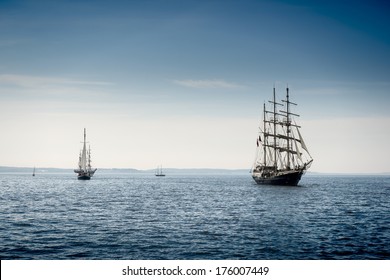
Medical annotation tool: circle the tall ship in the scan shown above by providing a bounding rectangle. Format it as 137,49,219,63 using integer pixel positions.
155,165,165,177
74,128,97,180
252,86,313,186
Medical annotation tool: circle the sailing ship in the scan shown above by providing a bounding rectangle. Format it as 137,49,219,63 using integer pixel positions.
32,167,35,177
252,86,313,186
155,165,165,177
74,128,97,180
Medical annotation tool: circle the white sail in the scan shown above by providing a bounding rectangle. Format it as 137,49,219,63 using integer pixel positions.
294,135,302,162
296,126,311,157
81,141,87,171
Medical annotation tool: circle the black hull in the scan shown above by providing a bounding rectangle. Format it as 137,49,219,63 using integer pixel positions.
74,168,96,180
252,171,303,186
77,175,91,180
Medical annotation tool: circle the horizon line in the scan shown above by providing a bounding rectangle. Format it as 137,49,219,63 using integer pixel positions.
0,165,389,175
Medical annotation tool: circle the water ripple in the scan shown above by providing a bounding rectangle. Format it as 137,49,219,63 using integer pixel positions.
0,174,389,259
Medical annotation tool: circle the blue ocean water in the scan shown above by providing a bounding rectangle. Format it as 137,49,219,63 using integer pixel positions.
0,173,389,260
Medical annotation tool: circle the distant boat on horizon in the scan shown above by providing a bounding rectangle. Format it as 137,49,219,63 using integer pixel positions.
74,128,97,180
155,165,165,177
251,86,313,186
32,167,35,177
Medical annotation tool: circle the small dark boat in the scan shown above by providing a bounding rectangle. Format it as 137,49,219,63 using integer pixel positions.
155,165,165,177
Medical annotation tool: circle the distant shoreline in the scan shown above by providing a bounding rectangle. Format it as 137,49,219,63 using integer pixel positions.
0,166,249,175
0,166,389,176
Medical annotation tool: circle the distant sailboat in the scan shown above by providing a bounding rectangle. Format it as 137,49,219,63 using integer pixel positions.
155,165,165,177
74,128,97,180
32,167,35,177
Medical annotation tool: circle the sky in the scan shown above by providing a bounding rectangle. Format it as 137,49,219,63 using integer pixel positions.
0,0,389,173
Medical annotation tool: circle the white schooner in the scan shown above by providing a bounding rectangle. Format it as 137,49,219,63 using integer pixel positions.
74,128,97,180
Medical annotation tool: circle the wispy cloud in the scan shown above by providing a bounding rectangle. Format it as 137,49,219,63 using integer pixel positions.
173,79,245,89
0,74,113,88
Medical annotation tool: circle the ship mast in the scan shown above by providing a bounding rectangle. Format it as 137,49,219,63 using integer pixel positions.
273,88,277,171
286,87,291,169
263,102,267,166
88,145,92,170
281,86,299,170
268,87,283,172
